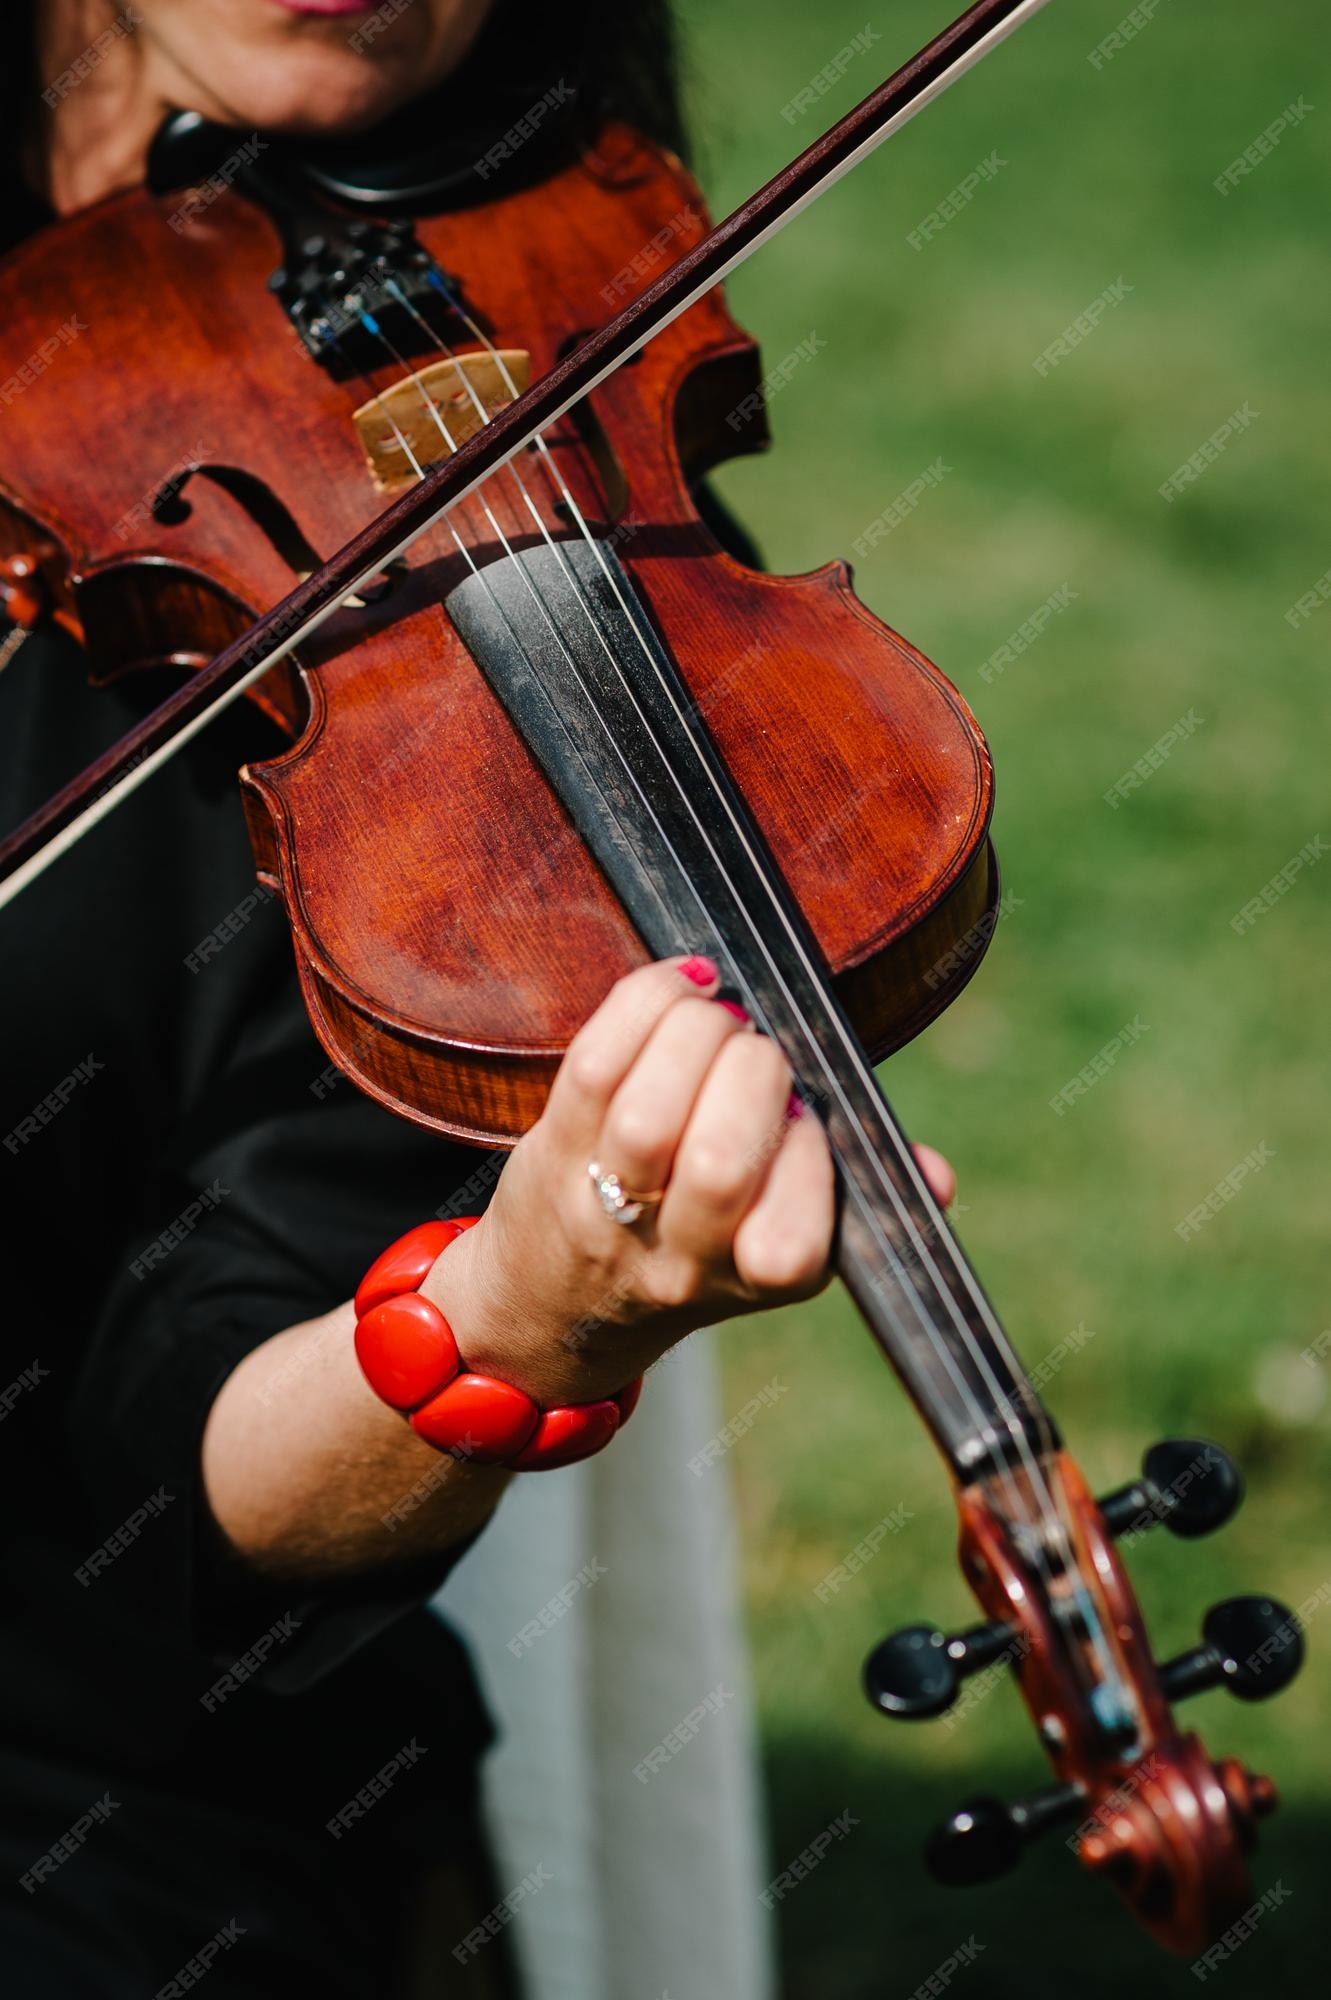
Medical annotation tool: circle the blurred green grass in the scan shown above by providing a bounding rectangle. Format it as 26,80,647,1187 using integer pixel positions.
674,2,1330,1992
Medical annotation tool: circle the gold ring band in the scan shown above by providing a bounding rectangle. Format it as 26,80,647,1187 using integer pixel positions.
588,1161,665,1225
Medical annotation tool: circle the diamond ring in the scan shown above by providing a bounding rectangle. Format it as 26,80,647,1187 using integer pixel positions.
588,1161,665,1227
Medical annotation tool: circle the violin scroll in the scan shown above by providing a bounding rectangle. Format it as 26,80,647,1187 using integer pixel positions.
865,1442,1302,1954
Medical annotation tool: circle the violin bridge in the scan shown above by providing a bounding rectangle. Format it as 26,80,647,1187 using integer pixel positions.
351,350,531,492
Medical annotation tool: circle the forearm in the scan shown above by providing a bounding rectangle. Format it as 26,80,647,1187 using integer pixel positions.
199,961,947,1592
200,1285,512,1586
199,1206,659,1585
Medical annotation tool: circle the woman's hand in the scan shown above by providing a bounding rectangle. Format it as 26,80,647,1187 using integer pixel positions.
204,954,955,1578
426,956,955,1408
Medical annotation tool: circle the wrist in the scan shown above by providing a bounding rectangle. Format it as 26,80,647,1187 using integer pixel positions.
421,1213,664,1408
354,1218,645,1472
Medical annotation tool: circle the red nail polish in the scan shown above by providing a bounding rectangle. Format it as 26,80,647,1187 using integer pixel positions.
717,998,749,1023
679,956,718,987
785,1091,804,1121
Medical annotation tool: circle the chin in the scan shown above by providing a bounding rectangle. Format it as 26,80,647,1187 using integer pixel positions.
203,52,424,140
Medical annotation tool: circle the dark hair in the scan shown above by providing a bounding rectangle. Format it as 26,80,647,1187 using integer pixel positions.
3,0,685,216
573,0,687,160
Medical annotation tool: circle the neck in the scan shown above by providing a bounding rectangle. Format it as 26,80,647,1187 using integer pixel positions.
32,2,169,213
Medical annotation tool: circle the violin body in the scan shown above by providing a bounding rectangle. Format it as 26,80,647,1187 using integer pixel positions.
0,126,994,1143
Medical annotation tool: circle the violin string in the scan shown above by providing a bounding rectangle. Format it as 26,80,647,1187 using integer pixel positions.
370,295,1052,1477
366,300,1058,1516
370,353,1128,1732
351,294,1108,1684
389,300,1071,1489
339,324,1014,1497
350,307,1035,1484
345,293,1120,1709
406,275,1062,1447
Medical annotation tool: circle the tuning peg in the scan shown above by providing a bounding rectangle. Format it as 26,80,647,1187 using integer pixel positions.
1097,1437,1244,1540
864,1617,1016,1720
926,1782,1085,1885
1159,1595,1303,1705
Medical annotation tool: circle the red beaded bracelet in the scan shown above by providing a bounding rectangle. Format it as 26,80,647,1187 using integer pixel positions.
353,1219,642,1473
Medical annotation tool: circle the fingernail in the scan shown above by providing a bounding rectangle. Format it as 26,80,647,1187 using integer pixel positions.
716,998,750,1023
679,956,718,987
785,1091,804,1122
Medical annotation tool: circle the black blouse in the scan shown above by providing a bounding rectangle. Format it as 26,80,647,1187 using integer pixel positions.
0,620,498,1994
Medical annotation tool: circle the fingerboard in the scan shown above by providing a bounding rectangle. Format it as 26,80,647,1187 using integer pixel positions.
447,540,1053,1478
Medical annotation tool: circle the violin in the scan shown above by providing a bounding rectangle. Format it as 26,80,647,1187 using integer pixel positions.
0,0,1303,1954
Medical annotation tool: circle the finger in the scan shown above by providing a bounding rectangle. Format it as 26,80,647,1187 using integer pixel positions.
657,1031,793,1262
542,955,720,1150
912,1144,956,1209
596,995,746,1200
731,1108,836,1297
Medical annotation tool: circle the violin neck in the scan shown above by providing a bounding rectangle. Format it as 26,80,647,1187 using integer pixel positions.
446,539,1054,1479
